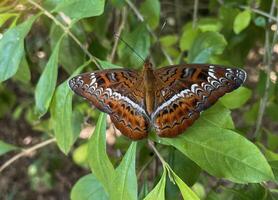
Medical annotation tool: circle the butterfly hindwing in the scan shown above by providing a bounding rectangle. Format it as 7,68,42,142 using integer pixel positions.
69,69,150,140
152,64,246,137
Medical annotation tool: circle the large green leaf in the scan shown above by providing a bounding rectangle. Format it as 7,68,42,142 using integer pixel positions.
220,87,252,109
110,142,138,200
188,31,227,63
88,113,115,193
35,36,64,118
71,174,108,200
0,140,18,156
140,0,160,29
144,168,166,200
53,0,105,20
163,125,274,183
179,23,200,51
50,62,87,154
0,16,36,82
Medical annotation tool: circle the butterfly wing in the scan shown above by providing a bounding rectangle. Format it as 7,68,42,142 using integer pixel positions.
69,69,150,140
152,64,247,137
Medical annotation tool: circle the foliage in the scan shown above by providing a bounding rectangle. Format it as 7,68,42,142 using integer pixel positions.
1,0,278,199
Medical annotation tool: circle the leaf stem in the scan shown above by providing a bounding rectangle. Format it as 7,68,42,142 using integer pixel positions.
192,0,199,28
0,138,56,173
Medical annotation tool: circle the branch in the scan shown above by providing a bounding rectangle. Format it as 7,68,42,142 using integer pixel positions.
192,0,199,28
27,0,101,69
253,0,276,139
0,138,56,173
240,5,278,23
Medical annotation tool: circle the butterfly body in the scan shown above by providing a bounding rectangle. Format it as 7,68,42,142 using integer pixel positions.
69,61,246,140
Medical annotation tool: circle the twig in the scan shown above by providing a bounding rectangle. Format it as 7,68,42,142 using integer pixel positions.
109,7,127,62
27,0,101,69
0,138,56,173
240,5,278,23
125,0,174,65
253,0,276,139
192,0,199,28
148,140,166,165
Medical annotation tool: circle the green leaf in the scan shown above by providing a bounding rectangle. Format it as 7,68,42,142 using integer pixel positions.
164,126,274,183
13,57,31,84
233,10,251,34
98,59,122,69
53,0,105,20
166,166,200,200
118,25,150,68
144,168,166,200
220,87,252,109
0,16,36,82
111,142,137,200
198,18,222,32
0,13,18,27
179,23,200,51
188,31,227,63
50,61,87,154
71,174,108,200
140,0,160,29
0,140,18,156
88,113,115,193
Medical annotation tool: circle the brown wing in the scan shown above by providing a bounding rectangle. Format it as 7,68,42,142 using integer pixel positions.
69,69,150,140
152,64,247,137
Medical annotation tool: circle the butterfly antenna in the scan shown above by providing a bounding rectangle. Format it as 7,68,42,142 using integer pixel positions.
157,21,167,41
114,33,145,62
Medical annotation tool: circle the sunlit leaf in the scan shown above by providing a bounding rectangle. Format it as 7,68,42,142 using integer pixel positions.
71,174,108,200
0,16,36,82
144,168,166,200
220,87,252,109
0,140,18,156
140,0,160,29
111,142,137,200
233,10,251,34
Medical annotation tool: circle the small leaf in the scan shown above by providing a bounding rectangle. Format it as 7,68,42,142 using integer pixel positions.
50,61,87,154
53,0,105,20
198,18,222,32
0,140,18,156
35,36,64,118
220,87,252,109
71,174,108,200
88,113,115,193
166,165,200,200
111,142,138,200
188,31,227,63
179,23,200,51
144,168,166,200
98,59,122,69
140,0,160,29
233,10,251,34
13,57,31,84
0,16,36,82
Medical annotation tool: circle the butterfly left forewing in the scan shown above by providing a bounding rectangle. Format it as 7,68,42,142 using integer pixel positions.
152,64,247,137
69,69,150,140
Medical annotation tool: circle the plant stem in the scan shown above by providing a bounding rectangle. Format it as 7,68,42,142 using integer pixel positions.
193,0,199,28
0,138,56,173
253,0,276,139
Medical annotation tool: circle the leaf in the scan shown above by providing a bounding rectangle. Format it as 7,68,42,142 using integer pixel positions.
88,113,115,193
50,61,87,154
71,174,108,200
166,165,200,200
118,24,150,68
140,0,160,29
0,16,36,82
144,168,166,200
233,10,252,34
98,59,122,69
188,31,227,63
0,140,18,156
13,57,31,84
220,87,252,109
198,18,222,32
179,23,200,51
35,36,64,118
53,0,105,20
110,142,138,200
164,126,274,183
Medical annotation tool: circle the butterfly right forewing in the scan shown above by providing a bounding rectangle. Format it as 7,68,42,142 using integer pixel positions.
152,64,247,137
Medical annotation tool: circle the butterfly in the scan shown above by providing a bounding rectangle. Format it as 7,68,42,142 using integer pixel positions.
69,60,247,140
